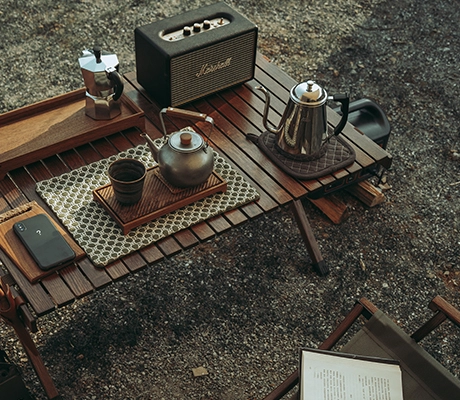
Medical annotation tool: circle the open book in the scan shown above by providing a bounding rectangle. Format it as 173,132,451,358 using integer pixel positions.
300,348,404,400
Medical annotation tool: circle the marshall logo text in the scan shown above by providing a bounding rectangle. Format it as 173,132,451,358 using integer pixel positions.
196,57,232,78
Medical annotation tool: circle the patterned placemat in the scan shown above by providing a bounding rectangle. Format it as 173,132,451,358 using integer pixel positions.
36,144,259,267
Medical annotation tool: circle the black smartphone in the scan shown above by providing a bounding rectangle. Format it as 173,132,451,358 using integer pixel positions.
13,214,76,271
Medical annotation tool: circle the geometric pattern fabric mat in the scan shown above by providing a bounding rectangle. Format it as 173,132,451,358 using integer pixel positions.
36,143,259,267
248,130,356,180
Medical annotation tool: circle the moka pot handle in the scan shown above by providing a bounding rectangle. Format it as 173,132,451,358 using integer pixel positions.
106,67,124,101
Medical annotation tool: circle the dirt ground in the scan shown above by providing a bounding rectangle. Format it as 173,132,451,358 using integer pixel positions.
0,0,459,399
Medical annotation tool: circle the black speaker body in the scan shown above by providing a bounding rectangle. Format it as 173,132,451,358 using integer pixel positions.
135,2,258,107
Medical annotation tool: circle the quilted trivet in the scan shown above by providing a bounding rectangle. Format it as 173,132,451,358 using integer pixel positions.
247,131,356,180
36,144,259,267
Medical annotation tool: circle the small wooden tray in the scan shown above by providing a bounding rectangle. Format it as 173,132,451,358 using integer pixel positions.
0,201,86,283
93,167,228,234
0,89,145,180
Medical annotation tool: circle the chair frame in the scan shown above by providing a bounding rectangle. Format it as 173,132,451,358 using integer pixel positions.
263,296,460,400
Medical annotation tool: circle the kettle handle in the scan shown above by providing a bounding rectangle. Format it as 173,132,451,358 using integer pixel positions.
106,68,124,101
330,94,349,137
159,107,214,143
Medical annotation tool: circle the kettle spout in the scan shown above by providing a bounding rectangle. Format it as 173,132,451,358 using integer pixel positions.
141,133,160,162
256,86,282,134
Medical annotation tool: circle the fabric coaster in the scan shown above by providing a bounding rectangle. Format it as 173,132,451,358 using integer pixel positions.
247,131,356,180
36,144,259,267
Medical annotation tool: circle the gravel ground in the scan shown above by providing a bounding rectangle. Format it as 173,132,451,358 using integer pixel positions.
1,1,460,399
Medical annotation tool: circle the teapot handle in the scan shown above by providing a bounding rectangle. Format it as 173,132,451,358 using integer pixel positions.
330,93,349,137
159,107,214,143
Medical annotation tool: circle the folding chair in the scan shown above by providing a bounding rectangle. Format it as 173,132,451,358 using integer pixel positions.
263,296,460,400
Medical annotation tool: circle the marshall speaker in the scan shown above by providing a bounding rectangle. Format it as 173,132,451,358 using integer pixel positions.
135,2,258,107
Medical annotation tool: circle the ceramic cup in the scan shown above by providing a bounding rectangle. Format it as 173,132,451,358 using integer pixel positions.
108,159,146,204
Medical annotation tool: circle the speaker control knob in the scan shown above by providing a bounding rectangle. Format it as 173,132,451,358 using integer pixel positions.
203,20,211,29
183,26,191,36
193,23,201,32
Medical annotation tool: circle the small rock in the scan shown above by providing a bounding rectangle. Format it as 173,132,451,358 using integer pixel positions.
192,366,208,377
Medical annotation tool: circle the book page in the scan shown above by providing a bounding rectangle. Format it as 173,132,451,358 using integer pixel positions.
300,350,404,400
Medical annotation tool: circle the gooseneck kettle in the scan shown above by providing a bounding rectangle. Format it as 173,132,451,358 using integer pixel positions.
79,46,124,120
257,80,349,157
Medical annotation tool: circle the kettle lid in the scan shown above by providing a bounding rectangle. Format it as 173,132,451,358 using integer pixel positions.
78,46,119,72
169,130,205,153
291,80,328,106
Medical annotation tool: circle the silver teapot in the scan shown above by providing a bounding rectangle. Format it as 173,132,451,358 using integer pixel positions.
79,46,124,120
142,107,214,188
257,80,349,157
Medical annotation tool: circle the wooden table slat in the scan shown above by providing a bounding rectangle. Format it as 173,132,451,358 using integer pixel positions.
77,258,112,289
240,202,265,219
157,236,182,257
122,126,151,147
105,131,138,153
139,245,165,265
122,252,148,273
40,273,75,307
207,215,232,233
222,208,249,227
255,52,298,91
41,154,71,177
0,175,29,209
0,196,10,215
0,249,55,316
173,229,200,249
105,260,130,281
70,143,103,167
190,221,216,241
87,137,118,160
58,264,94,298
57,148,86,170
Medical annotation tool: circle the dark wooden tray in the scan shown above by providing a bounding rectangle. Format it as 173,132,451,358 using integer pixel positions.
93,167,228,234
0,201,85,283
0,88,145,180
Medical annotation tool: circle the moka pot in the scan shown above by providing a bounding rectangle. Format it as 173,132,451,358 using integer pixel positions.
79,46,124,120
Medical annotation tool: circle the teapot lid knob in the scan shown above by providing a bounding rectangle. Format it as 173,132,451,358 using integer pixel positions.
180,132,192,146
169,130,204,153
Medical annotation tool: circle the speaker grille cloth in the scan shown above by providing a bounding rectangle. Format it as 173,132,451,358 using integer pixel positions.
170,31,256,105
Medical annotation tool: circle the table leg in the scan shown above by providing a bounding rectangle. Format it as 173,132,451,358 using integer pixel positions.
0,279,60,399
290,199,329,276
